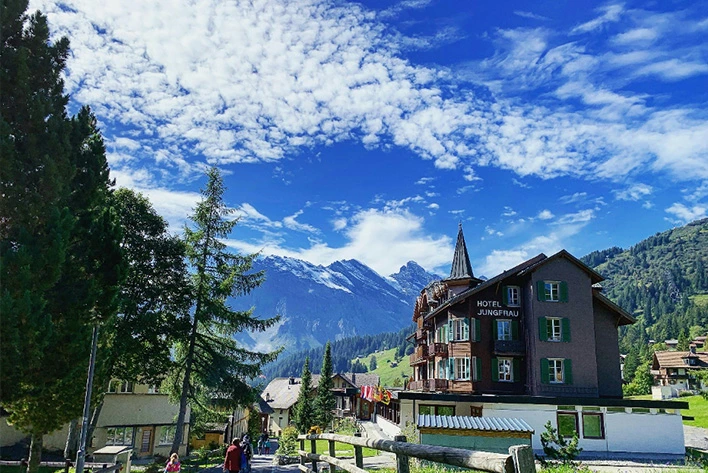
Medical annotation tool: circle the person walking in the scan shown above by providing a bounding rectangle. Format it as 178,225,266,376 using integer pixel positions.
165,453,181,473
264,437,271,455
223,438,242,473
257,436,263,455
240,434,253,473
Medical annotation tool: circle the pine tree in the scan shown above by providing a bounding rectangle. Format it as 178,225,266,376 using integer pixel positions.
369,355,378,371
314,342,335,429
677,329,690,351
170,167,280,453
1,5,123,471
293,358,314,433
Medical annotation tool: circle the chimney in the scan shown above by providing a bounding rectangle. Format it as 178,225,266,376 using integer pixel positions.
690,345,697,355
288,377,295,385
352,373,356,385
266,392,271,401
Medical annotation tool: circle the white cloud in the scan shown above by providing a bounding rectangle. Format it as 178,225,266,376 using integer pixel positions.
332,218,348,231
554,209,596,224
283,210,319,233
614,183,653,201
665,203,707,224
484,226,503,237
502,206,517,217
612,27,658,45
415,177,435,185
537,209,554,220
514,11,549,21
559,192,588,204
571,4,624,34
225,208,453,275
428,203,440,210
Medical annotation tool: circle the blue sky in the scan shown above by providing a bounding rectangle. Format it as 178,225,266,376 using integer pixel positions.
32,0,708,277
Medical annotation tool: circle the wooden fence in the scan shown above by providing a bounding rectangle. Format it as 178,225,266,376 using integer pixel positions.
297,433,535,473
0,459,123,473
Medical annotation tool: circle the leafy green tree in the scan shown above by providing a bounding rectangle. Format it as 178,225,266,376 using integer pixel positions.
677,328,690,351
369,355,378,371
537,421,582,466
293,358,315,433
1,4,122,470
170,167,280,453
314,342,335,429
275,426,299,456
623,360,654,396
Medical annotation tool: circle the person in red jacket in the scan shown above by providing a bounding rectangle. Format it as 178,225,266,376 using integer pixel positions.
223,437,242,473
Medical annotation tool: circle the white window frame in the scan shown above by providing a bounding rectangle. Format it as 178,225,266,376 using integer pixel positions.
547,318,562,342
498,358,512,382
159,426,176,445
549,358,564,383
106,427,133,446
452,318,469,341
454,357,470,380
108,380,134,394
147,384,159,394
437,359,448,380
497,319,512,341
427,361,435,379
507,286,520,306
545,281,560,302
436,325,448,343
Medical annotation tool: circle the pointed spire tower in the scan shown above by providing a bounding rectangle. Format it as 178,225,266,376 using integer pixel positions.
445,223,481,292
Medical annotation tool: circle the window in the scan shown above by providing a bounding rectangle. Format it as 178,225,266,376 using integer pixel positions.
106,427,133,446
159,426,176,445
427,330,434,345
545,282,560,301
557,412,578,438
436,325,448,343
454,357,470,380
496,320,512,341
549,359,564,383
547,318,562,341
437,359,448,379
505,286,520,306
498,358,512,382
148,385,160,394
427,361,434,379
472,356,481,382
582,413,604,439
451,318,469,341
420,405,456,416
108,380,134,393
539,317,570,342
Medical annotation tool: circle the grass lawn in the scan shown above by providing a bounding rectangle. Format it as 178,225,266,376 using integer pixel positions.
310,439,378,457
680,395,708,428
354,348,412,387
626,394,653,400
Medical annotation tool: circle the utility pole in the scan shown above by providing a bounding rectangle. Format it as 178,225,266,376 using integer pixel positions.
76,325,99,473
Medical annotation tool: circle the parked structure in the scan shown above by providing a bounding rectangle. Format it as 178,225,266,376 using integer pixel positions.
387,225,688,459
651,348,708,399
0,381,190,457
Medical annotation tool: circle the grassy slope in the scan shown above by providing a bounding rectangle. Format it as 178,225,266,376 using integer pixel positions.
680,395,708,428
354,348,413,387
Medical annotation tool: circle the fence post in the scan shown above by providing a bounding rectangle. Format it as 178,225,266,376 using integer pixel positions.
20,458,28,473
328,440,336,473
509,445,536,473
65,459,73,473
300,439,306,468
394,435,410,473
310,438,318,473
353,432,363,469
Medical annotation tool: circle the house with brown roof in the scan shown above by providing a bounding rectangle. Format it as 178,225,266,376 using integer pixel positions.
260,372,380,436
651,348,708,399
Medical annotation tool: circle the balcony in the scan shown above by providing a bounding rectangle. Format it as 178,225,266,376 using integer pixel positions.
409,346,426,365
414,329,425,341
425,343,448,358
493,339,525,355
407,378,449,392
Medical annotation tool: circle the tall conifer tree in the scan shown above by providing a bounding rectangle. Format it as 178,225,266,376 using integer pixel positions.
170,167,280,453
293,358,314,433
314,342,335,429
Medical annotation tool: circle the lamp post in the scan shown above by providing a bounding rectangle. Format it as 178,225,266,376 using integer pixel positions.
227,414,234,444
75,325,99,473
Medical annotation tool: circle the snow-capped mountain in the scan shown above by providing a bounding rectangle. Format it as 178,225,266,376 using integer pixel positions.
230,255,441,355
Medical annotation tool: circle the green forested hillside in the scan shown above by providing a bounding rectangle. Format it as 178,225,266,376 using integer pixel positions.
581,218,708,353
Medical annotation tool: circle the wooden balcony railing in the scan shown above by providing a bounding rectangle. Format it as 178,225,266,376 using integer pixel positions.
426,342,448,357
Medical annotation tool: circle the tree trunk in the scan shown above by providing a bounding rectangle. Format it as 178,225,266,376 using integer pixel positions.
28,433,43,473
64,419,79,460
170,312,199,454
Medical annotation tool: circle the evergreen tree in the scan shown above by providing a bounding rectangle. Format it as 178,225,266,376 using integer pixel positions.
314,342,335,429
677,328,690,351
293,358,314,433
170,167,280,453
369,355,378,371
1,4,123,470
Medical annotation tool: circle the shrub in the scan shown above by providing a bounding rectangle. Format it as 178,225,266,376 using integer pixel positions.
334,417,358,435
276,425,299,456
536,421,582,467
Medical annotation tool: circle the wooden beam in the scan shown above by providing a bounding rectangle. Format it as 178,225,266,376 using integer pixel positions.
299,452,368,473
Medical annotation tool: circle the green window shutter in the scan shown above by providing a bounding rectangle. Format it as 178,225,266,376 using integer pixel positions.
540,358,550,384
511,320,519,340
513,358,520,382
492,358,499,382
493,320,498,340
560,282,569,302
561,318,571,342
463,318,470,340
448,320,453,341
537,281,546,301
538,316,548,341
475,357,482,381
502,286,509,305
564,359,573,385
474,318,481,342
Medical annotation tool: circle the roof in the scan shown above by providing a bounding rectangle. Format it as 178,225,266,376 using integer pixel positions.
446,224,474,281
653,350,708,369
338,372,380,388
203,422,228,433
255,397,274,414
417,414,534,433
261,377,304,409
517,249,604,284
592,291,636,326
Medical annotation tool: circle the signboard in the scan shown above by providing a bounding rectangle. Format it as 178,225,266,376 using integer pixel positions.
476,300,519,317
